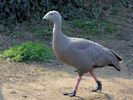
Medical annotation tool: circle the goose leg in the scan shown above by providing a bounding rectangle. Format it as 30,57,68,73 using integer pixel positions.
63,75,82,97
89,69,102,92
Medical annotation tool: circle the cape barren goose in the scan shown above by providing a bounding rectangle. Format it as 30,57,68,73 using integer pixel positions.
43,11,122,97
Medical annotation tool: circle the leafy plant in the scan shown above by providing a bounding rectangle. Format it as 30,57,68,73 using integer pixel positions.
1,41,53,62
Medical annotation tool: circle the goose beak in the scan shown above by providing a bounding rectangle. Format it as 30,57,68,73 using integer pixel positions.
43,15,48,20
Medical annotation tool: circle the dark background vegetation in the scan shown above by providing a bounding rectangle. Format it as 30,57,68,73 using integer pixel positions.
1,0,133,28
0,0,133,62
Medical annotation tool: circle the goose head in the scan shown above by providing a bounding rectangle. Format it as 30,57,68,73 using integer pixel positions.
43,11,62,23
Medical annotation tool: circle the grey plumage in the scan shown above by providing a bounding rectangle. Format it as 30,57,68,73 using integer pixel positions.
43,11,122,76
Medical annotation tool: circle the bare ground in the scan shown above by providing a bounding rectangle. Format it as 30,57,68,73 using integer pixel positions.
0,59,133,100
0,23,133,100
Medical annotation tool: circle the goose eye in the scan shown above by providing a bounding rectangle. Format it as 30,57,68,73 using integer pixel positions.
51,14,53,16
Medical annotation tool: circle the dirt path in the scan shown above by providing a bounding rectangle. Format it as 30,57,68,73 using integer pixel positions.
0,60,133,100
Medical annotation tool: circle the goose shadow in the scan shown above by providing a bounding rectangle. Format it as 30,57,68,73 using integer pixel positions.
64,95,84,100
97,91,112,100
74,96,84,100
63,91,112,100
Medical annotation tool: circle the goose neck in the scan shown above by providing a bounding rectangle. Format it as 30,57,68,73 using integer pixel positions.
53,21,62,35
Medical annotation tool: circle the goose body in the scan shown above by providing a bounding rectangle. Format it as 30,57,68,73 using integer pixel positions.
43,11,122,96
55,35,121,74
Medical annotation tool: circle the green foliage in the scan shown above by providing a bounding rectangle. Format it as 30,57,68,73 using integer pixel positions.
10,31,23,38
89,0,103,20
72,19,116,35
102,21,116,33
0,0,85,24
110,7,119,15
1,0,131,30
28,24,52,39
1,41,53,62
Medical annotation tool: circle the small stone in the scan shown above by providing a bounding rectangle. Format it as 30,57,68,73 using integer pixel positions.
16,74,23,77
9,78,14,82
6,58,11,61
27,73,31,75
37,93,43,96
22,95,28,98
10,91,16,94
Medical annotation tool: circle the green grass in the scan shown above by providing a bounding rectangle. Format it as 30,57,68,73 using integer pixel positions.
71,19,117,35
28,23,52,39
0,41,53,62
10,31,23,38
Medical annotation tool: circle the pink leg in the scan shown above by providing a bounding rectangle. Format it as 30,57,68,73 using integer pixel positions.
89,69,98,82
89,69,102,92
74,76,82,91
63,75,82,97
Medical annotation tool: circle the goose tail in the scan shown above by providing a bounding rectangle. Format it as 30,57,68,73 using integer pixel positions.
110,49,123,62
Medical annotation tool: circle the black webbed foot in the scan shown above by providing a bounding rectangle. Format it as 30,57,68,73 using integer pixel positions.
92,80,102,92
63,90,76,97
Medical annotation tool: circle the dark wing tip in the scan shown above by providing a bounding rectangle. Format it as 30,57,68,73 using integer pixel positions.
110,49,123,61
